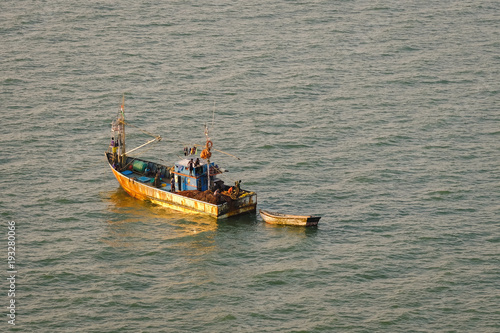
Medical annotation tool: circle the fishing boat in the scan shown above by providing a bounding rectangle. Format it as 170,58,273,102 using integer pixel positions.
106,97,257,219
259,210,321,227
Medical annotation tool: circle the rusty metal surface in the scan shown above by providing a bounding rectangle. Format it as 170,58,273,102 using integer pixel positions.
108,158,257,219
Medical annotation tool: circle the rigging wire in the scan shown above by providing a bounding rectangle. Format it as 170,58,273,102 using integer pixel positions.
212,100,216,129
123,121,159,139
119,139,164,171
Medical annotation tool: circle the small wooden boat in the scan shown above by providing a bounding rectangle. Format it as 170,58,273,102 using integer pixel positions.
259,210,321,227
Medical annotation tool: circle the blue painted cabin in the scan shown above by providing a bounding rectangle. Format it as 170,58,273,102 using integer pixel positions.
173,159,220,192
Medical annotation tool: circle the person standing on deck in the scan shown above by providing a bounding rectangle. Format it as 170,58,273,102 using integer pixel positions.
188,159,194,176
170,177,176,193
111,137,117,155
154,170,161,188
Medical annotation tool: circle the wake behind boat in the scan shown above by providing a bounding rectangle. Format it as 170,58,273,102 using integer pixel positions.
106,97,257,219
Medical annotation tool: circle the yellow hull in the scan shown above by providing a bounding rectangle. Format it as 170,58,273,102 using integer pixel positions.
108,159,257,219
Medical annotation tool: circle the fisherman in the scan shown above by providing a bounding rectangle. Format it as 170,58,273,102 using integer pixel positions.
194,158,200,167
188,158,194,176
111,137,117,155
170,177,176,193
213,188,221,204
234,180,241,196
154,170,161,188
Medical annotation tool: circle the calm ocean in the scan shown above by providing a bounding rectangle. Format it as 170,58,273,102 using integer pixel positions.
1,0,499,332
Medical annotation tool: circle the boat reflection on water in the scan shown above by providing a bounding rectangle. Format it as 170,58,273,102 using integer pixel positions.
102,188,219,249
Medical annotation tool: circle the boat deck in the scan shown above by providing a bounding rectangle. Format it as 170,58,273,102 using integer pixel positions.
120,169,173,191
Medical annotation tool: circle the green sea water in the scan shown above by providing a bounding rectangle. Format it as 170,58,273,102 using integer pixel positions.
1,0,499,331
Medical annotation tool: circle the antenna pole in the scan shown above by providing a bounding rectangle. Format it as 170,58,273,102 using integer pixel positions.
206,122,210,191
119,94,126,167
212,100,216,128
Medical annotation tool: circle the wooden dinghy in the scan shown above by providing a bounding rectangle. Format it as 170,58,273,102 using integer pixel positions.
259,209,321,227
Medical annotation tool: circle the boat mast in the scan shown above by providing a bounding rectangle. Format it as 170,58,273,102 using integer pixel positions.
205,104,216,191
119,95,126,167
205,124,210,191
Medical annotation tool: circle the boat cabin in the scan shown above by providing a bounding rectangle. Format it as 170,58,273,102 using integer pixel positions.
172,159,224,192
